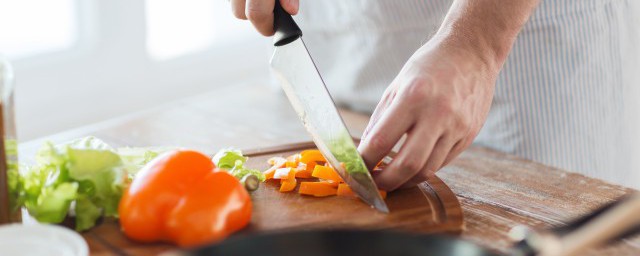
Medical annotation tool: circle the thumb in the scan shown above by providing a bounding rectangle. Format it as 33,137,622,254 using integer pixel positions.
280,0,299,15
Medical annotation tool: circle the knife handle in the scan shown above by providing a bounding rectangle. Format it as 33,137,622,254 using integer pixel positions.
273,0,302,46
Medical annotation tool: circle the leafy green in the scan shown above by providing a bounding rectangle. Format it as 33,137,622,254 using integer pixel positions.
116,146,175,178
212,148,247,169
74,195,102,232
15,136,131,231
212,148,265,182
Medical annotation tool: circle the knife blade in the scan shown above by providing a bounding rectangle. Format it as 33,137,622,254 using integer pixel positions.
269,2,388,213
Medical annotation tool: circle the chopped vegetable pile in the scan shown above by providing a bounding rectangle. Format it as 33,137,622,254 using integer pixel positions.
263,149,387,200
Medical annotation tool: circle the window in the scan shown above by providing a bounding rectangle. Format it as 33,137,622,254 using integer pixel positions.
145,0,254,60
0,0,77,59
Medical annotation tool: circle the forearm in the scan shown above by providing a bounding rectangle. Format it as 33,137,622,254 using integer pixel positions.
433,0,540,73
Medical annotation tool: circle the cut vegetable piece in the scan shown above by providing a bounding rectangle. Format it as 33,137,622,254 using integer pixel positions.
337,183,356,197
279,178,297,192
264,157,287,180
299,150,326,164
267,157,286,167
312,165,343,182
263,168,276,180
379,190,387,199
294,162,312,178
285,161,297,168
286,154,301,164
273,168,293,179
320,180,340,188
298,182,338,197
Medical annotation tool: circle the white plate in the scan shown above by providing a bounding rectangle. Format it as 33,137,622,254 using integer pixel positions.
0,223,88,256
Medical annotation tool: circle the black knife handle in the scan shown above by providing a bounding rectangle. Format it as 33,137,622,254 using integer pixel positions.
273,0,302,46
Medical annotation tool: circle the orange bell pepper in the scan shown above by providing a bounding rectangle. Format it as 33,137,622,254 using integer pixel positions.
299,149,326,164
312,165,344,182
298,181,338,197
286,153,301,163
294,162,314,178
118,150,251,247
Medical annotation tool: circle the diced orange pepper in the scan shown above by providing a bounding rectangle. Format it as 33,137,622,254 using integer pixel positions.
298,182,338,197
312,165,343,182
286,153,301,164
267,157,286,166
378,190,387,199
299,150,326,164
264,157,287,180
337,183,356,197
279,178,297,192
336,183,387,199
278,168,297,192
319,180,340,188
295,162,314,178
285,161,298,168
274,168,295,180
264,168,276,180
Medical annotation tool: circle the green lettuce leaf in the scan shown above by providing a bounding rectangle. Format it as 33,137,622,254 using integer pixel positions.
74,195,102,232
18,136,130,231
212,148,265,182
116,146,175,178
24,182,78,223
212,148,247,169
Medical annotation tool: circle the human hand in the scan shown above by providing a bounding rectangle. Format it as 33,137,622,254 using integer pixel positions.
230,0,299,36
358,37,499,191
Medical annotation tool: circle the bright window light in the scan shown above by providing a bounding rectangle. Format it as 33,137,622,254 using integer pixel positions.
0,0,77,59
145,0,254,60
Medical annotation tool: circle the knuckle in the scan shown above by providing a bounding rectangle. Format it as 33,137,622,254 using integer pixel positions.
433,97,456,115
453,115,471,131
365,135,388,153
245,8,270,22
398,158,421,173
403,78,430,103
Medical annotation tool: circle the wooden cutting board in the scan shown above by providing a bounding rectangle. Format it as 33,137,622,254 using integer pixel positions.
243,141,464,234
82,142,464,255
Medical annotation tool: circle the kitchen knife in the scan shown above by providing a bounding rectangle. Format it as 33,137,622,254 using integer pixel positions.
269,2,389,213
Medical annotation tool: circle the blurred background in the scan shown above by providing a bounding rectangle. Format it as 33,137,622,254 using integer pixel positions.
1,0,272,141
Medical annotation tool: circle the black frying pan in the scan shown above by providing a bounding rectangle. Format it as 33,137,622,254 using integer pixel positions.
185,193,640,256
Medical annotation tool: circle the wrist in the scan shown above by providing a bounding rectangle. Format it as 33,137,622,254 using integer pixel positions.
432,0,539,74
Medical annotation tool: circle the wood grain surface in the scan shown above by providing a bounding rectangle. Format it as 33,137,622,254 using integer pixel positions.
18,83,640,255
244,143,463,234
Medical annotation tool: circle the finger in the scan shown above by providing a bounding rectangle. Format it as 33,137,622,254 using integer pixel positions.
281,0,299,15
231,0,247,19
362,90,395,141
246,0,276,36
373,123,438,191
422,134,459,174
358,102,413,170
441,139,463,168
441,129,477,167
398,137,458,190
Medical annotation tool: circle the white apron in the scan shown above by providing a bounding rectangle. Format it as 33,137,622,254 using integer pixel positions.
292,0,640,189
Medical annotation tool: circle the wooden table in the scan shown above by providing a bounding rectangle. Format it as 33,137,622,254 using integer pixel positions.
19,82,640,255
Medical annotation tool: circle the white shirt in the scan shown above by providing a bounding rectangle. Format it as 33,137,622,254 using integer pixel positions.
292,0,640,189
